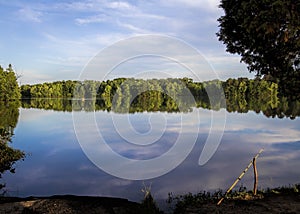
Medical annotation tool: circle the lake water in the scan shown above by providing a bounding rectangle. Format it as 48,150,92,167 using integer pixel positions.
2,104,300,206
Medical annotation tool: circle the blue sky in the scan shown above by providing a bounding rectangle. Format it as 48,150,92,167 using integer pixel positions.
0,0,254,84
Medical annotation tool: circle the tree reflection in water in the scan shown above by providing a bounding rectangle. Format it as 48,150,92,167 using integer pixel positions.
0,101,25,193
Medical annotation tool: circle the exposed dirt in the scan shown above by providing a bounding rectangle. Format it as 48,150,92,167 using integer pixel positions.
1,193,300,213
0,195,150,214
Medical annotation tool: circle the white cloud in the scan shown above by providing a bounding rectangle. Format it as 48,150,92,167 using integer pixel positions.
39,33,95,66
206,55,242,64
165,0,221,12
224,113,300,145
75,14,108,25
106,1,134,10
125,13,166,20
117,21,151,34
40,32,129,68
59,1,100,11
43,31,126,48
18,7,42,23
72,0,167,35
20,69,53,84
39,56,89,67
58,0,136,12
1,0,246,84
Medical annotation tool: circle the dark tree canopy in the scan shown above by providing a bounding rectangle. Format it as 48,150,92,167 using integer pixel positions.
217,0,300,99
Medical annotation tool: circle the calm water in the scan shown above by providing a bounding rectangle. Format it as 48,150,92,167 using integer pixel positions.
2,106,300,205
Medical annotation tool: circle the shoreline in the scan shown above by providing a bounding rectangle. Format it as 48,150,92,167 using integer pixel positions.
1,187,300,214
0,195,149,214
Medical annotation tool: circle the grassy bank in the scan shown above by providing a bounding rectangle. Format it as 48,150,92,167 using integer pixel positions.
1,184,300,213
167,184,300,213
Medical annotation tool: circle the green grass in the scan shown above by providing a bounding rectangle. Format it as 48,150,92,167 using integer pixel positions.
167,183,300,213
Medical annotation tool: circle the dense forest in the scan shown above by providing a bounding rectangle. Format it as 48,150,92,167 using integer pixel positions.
0,64,299,119
20,77,300,119
21,77,277,102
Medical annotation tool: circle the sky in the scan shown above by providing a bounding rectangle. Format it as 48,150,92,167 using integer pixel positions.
0,0,254,84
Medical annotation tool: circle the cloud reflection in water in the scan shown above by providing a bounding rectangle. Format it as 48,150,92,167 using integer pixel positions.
3,108,300,203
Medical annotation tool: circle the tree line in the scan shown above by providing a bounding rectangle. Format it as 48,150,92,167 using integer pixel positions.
0,63,298,118
21,77,277,100
21,80,76,98
20,77,300,119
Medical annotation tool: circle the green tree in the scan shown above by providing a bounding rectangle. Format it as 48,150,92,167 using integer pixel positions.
217,0,300,99
18,77,300,118
0,65,21,101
